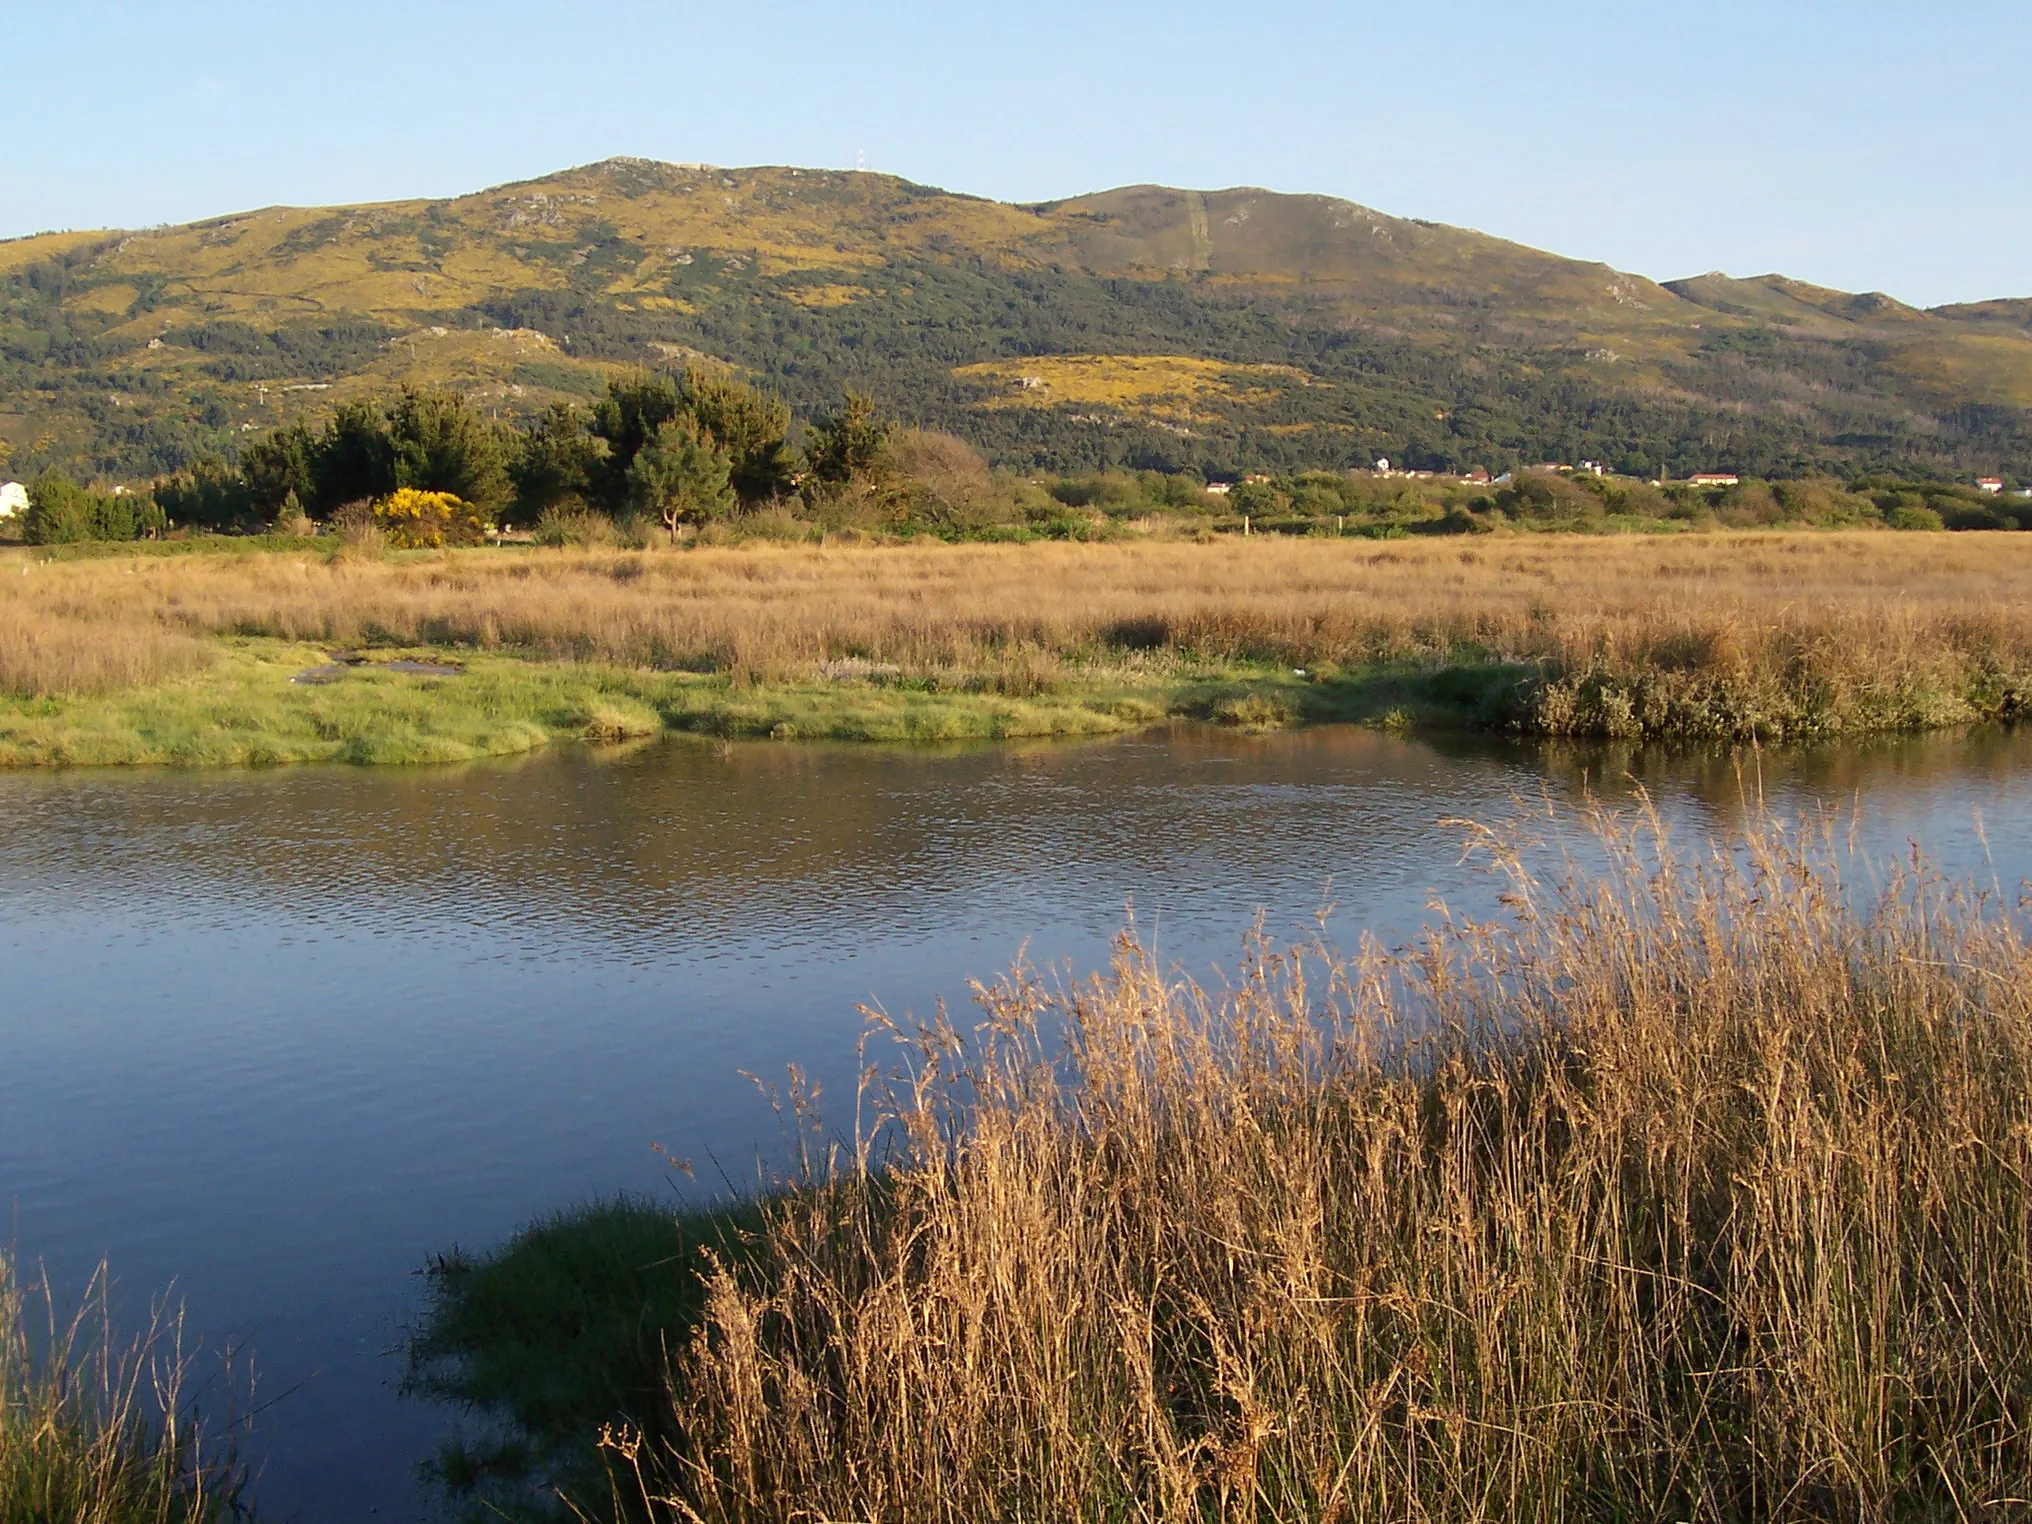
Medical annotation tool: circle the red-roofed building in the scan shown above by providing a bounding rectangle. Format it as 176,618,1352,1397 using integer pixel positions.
1978,477,2005,494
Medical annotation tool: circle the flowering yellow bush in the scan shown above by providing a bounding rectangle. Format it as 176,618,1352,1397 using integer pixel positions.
371,488,489,548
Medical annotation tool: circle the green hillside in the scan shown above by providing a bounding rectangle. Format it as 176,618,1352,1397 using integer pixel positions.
4,157,2030,482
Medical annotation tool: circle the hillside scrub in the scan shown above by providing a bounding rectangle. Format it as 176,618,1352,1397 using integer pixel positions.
9,161,2032,487
412,810,2032,1521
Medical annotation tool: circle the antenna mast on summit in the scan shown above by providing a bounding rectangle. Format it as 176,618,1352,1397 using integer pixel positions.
857,148,865,172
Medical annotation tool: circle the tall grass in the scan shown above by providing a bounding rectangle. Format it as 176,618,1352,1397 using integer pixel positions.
0,1256,241,1523
5,533,2032,737
0,603,210,700
605,811,2032,1521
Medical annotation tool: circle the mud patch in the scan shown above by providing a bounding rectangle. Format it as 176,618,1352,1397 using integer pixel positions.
291,653,464,685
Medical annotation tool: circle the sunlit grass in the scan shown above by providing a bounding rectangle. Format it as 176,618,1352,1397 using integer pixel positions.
0,639,1184,765
416,808,2032,1521
1,532,2030,764
954,354,1308,420
0,1255,241,1523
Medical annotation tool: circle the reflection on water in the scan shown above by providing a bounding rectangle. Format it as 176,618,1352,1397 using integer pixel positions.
2,724,2028,1521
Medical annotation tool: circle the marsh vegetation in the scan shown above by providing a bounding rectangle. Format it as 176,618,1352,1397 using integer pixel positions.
1,530,2030,763
412,809,2032,1521
0,1256,240,1524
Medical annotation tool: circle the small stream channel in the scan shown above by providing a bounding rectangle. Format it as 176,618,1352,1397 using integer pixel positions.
3,723,2030,1520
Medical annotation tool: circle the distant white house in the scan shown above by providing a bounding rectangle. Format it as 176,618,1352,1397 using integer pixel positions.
1978,477,2005,494
1204,481,1233,496
1690,472,1741,488
0,482,25,519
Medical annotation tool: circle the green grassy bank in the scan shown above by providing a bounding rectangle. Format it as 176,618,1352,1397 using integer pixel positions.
0,638,1527,767
5,638,2026,769
9,529,2032,767
405,1198,762,1515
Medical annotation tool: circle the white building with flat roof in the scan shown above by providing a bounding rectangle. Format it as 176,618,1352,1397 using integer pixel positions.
0,482,26,519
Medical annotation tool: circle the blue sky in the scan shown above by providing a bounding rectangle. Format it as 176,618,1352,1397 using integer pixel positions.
5,0,2026,306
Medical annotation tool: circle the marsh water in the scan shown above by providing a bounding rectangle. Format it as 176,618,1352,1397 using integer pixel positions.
4,724,2032,1521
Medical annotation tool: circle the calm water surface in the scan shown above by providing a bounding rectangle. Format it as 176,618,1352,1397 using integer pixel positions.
4,724,2031,1521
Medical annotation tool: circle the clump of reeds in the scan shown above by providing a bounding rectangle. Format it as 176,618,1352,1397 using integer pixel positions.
0,1255,242,1522
610,809,2032,1522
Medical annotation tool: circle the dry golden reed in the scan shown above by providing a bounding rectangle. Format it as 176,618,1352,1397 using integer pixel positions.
4,533,2032,735
0,576,211,699
0,1255,239,1522
612,809,2032,1522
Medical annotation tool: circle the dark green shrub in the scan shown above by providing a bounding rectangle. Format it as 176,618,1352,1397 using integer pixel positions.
21,473,159,544
1420,506,1494,535
1049,473,1144,512
1888,504,1945,531
1494,471,1601,524
155,456,254,530
1611,482,1674,518
1227,479,1286,517
1142,470,1209,509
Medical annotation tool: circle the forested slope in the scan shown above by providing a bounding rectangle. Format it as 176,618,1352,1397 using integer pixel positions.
4,157,2029,482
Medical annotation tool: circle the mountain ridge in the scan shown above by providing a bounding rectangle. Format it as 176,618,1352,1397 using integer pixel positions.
3,157,2028,483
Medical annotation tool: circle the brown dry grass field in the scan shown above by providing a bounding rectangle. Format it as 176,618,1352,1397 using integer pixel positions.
3,529,2031,748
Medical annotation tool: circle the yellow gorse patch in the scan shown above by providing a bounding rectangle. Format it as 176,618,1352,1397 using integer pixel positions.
371,488,489,549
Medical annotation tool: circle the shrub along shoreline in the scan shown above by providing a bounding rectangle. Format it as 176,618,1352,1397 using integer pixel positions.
1,532,2029,766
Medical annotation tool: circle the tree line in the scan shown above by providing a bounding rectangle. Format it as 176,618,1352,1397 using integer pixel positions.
141,373,892,541
15,372,2031,546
